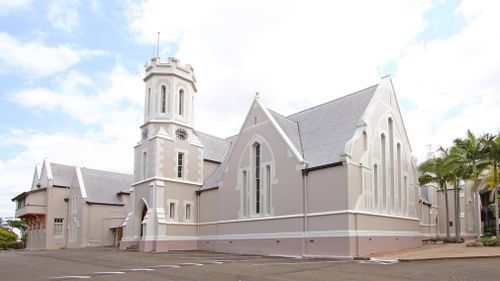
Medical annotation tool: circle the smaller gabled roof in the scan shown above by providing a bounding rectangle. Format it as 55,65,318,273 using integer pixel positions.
201,135,237,190
50,163,76,187
268,109,303,158
80,168,134,205
197,131,230,163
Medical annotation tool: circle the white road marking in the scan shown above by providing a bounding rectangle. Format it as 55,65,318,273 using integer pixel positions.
149,265,181,268
51,276,91,279
203,260,224,264
177,262,204,266
252,260,352,266
92,271,126,275
123,268,155,271
358,258,399,265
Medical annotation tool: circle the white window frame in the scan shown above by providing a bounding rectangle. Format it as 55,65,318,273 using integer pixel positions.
53,218,64,237
166,199,179,221
183,201,193,222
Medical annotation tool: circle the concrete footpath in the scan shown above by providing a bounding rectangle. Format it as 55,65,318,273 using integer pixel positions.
370,240,500,261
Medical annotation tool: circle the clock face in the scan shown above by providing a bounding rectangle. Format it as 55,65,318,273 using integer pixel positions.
175,128,188,140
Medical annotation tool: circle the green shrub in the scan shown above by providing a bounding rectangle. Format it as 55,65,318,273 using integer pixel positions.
0,241,24,250
480,236,499,247
0,227,17,242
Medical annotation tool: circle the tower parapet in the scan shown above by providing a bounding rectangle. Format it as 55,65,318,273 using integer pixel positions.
144,57,197,92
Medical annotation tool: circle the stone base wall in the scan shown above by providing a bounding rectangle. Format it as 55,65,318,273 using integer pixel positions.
121,234,422,257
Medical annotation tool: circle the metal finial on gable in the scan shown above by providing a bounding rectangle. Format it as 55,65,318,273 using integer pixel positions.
255,92,260,100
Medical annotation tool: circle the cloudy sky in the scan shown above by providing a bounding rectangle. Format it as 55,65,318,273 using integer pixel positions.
0,0,499,218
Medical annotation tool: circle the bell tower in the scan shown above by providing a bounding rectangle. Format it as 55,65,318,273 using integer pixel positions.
122,57,204,252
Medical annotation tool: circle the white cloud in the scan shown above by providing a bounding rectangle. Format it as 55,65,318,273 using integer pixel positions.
0,0,32,16
0,129,137,218
11,65,143,126
0,64,144,218
0,32,112,77
47,0,80,32
394,0,500,161
127,0,432,137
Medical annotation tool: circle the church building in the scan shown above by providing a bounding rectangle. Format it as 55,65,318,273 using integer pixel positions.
120,56,431,258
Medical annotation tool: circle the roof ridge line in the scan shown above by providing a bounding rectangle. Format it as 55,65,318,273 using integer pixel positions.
287,83,379,118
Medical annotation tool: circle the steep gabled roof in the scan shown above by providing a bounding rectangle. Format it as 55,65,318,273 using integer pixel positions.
197,131,230,163
201,135,237,190
286,84,378,167
50,163,76,187
200,82,379,190
80,168,133,205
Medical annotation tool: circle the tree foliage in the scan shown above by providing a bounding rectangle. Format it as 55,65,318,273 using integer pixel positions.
0,227,17,242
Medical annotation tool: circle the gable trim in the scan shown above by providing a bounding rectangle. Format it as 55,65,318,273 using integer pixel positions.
255,99,306,164
75,167,88,199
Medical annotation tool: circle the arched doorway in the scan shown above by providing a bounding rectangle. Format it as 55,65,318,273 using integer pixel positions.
140,204,147,238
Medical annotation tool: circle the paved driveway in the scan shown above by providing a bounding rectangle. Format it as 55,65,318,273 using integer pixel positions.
0,248,499,281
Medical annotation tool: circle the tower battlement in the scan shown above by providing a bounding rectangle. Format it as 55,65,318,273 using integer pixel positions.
144,57,197,87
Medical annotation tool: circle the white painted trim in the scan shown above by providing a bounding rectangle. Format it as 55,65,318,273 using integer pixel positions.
164,222,197,226
308,210,420,221
255,99,306,164
199,209,419,226
132,176,202,186
144,235,198,241
198,213,304,226
198,230,423,241
43,158,53,180
140,119,192,130
75,167,87,199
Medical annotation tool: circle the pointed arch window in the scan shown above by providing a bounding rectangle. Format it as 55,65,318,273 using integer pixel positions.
266,165,271,214
388,118,394,211
374,164,378,210
179,89,184,116
254,143,261,214
147,88,151,116
242,170,248,216
142,151,147,180
161,85,167,113
397,143,402,213
381,134,387,210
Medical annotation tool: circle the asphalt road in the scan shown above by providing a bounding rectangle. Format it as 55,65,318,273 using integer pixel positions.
0,248,499,281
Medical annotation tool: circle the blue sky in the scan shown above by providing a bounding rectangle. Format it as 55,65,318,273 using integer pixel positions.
0,0,499,218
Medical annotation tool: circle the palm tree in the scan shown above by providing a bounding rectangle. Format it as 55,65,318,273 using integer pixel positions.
419,156,452,240
442,146,467,241
453,130,489,241
480,133,499,237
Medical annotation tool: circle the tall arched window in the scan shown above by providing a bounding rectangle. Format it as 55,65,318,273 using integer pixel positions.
381,134,387,210
363,131,368,151
179,89,184,116
147,88,151,116
388,118,394,212
142,151,147,180
266,165,271,214
161,85,166,113
374,164,378,210
242,170,248,216
397,143,402,214
403,175,407,215
254,143,261,214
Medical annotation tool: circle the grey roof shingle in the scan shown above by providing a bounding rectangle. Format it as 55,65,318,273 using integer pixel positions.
50,163,76,187
80,168,134,205
201,135,236,190
287,84,377,167
200,83,378,190
197,131,230,163
268,109,303,157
